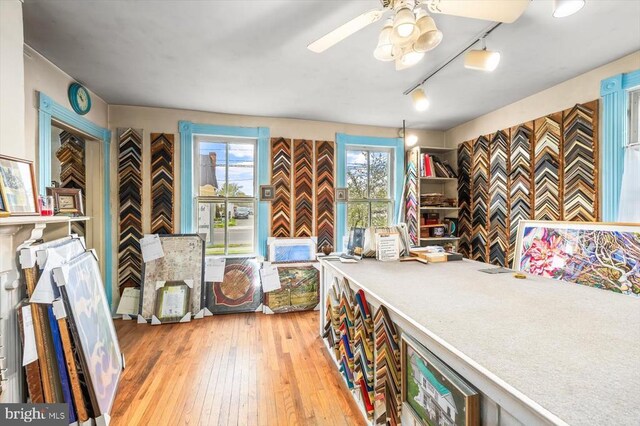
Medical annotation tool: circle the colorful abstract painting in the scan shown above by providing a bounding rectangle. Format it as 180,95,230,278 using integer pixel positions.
264,264,319,313
514,221,640,296
207,258,262,313
54,252,122,418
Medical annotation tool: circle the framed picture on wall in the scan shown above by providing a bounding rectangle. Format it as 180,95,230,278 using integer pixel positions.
0,155,39,216
401,333,479,426
0,183,9,217
260,185,275,201
47,187,84,216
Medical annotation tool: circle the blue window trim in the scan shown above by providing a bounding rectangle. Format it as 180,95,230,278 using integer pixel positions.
335,133,404,251
600,69,640,221
37,92,114,307
179,121,270,257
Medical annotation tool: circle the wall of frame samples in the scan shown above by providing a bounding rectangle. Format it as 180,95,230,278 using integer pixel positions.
456,100,599,267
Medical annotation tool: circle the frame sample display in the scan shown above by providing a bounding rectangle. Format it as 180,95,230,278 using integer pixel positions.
402,334,479,426
53,252,123,419
263,263,320,313
206,257,262,314
514,220,640,296
141,234,205,318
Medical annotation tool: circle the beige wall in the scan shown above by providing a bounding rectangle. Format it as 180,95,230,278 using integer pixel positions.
0,0,25,158
24,45,108,163
445,51,640,146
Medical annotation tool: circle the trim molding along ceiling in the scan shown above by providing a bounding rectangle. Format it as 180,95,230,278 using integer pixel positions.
457,99,599,267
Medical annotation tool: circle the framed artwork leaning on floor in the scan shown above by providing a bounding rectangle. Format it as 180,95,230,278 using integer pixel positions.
0,155,39,215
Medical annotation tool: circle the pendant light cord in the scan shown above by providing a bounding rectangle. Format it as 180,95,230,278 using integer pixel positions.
403,22,502,95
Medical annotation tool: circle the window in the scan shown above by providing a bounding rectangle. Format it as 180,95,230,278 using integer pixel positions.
195,136,256,255
346,148,393,228
629,88,640,146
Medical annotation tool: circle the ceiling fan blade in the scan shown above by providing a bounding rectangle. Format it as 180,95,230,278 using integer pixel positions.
426,0,530,23
308,9,384,53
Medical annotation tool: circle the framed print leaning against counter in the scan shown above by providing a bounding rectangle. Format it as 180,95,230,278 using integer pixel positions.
401,334,479,426
513,220,640,296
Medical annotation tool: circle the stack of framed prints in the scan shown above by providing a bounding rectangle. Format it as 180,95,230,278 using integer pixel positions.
140,234,205,320
206,257,262,314
267,237,316,262
374,305,401,425
53,251,123,423
263,263,320,314
0,155,39,216
513,221,640,296
402,334,479,426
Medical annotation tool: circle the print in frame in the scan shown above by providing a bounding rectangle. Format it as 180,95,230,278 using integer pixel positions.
402,334,479,426
263,263,320,313
513,220,640,296
0,155,39,215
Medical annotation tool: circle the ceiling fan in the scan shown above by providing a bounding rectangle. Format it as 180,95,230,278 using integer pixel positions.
307,0,530,70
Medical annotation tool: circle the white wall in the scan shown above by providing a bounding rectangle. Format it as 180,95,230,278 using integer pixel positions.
0,0,25,158
445,51,640,146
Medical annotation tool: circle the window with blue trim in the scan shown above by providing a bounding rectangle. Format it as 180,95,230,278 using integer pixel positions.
195,136,257,256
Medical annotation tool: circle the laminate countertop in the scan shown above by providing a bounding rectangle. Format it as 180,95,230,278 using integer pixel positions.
321,258,640,426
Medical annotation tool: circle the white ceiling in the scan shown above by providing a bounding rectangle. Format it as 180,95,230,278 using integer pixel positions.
23,0,640,130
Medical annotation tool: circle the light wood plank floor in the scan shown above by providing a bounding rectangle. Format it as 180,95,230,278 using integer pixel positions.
111,311,365,426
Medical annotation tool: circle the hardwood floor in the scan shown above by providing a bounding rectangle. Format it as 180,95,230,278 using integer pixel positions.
111,311,366,426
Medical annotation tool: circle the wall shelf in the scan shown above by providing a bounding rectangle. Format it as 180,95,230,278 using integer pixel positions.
417,146,456,154
420,206,459,211
0,216,89,227
420,237,460,242
420,177,457,182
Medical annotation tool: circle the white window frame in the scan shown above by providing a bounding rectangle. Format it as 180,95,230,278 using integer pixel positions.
194,135,258,256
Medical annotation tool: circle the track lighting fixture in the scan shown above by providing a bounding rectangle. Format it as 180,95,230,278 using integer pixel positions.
411,88,429,111
464,38,500,72
552,0,585,18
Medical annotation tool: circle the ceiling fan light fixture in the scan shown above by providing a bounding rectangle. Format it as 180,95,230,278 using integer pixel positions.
414,14,443,52
374,19,395,61
411,88,429,111
464,49,501,72
552,0,585,17
393,6,417,39
401,48,425,68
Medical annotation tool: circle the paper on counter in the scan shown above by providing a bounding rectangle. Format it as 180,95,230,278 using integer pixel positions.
205,257,226,282
376,234,400,262
116,287,140,315
140,234,164,263
260,266,281,292
21,306,38,366
339,258,358,263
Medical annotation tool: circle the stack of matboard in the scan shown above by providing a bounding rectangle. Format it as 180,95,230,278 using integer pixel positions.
18,236,123,426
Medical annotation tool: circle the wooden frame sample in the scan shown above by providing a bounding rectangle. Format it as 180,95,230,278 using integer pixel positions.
260,184,275,201
46,187,84,215
513,220,640,296
402,334,479,426
0,154,39,215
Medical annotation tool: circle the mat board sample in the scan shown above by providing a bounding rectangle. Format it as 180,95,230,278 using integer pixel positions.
263,264,319,313
562,101,599,222
150,133,174,234
54,252,123,418
405,148,419,247
315,140,335,251
471,135,489,263
533,113,562,221
488,130,510,266
140,234,205,319
293,139,314,237
514,221,639,296
117,127,143,291
206,257,262,314
457,141,473,259
271,137,292,237
508,123,533,267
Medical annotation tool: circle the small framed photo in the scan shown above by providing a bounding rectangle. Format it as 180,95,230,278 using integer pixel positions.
260,185,275,201
47,187,84,216
335,188,348,202
0,155,39,216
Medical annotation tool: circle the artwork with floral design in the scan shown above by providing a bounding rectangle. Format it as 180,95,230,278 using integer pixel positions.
515,221,640,296
55,252,122,417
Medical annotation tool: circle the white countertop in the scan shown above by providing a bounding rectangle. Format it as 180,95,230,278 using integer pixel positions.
0,215,90,226
322,258,640,426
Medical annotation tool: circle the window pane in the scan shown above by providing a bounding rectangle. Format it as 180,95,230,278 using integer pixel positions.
346,150,368,199
199,201,226,255
227,201,255,254
227,143,255,197
371,201,391,227
199,142,226,196
347,202,370,229
369,151,390,199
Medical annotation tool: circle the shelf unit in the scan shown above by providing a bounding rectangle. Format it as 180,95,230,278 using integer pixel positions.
405,146,458,249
